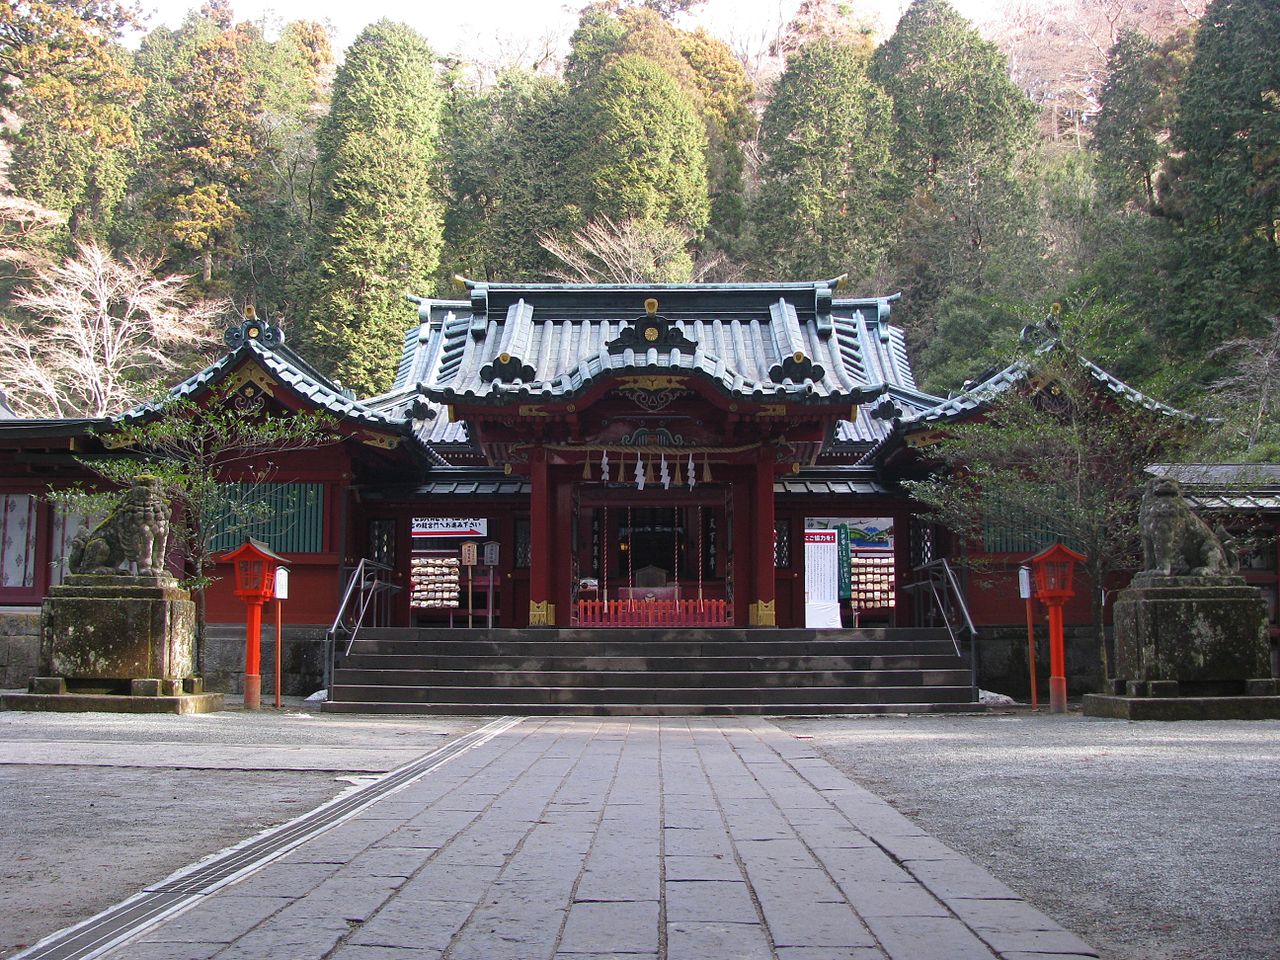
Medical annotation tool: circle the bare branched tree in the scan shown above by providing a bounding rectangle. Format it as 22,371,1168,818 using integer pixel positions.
0,193,63,274
1207,316,1280,451
539,215,724,284
0,243,224,418
991,0,1204,142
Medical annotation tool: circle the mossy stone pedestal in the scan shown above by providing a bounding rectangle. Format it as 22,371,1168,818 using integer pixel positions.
1113,574,1270,696
1084,574,1279,720
0,575,222,714
42,574,197,681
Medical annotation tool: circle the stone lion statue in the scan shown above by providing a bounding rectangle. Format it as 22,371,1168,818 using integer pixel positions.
69,475,172,577
1139,477,1236,578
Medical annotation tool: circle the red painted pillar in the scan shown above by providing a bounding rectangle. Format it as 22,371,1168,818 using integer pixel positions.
1047,599,1067,713
243,600,262,710
752,454,776,627
529,453,555,626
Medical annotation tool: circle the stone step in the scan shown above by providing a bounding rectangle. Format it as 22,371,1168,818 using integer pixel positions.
320,700,986,716
337,654,966,672
326,683,975,706
347,626,951,643
344,639,962,658
330,668,973,689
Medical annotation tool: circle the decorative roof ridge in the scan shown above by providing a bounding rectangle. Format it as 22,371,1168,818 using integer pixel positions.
455,277,847,293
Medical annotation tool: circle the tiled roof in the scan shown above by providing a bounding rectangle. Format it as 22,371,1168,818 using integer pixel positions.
383,283,929,455
1146,463,1280,511
901,353,1193,428
421,279,889,407
118,337,401,431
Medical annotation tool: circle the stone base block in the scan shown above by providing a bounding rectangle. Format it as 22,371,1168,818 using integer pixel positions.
0,691,224,714
1114,579,1269,691
1246,678,1278,696
1083,693,1280,721
30,676,67,695
42,576,196,681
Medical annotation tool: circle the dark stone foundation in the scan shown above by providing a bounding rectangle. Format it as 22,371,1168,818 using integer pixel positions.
1112,575,1270,696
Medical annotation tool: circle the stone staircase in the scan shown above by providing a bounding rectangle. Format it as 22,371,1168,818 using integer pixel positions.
322,627,983,716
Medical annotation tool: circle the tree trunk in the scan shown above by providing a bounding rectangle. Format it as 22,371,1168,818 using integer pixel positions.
202,247,213,285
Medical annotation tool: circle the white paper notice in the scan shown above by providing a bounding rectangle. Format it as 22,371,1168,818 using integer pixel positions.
804,529,842,629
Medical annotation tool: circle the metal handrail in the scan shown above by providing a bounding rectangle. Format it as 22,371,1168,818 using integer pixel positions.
903,558,980,701
325,558,399,689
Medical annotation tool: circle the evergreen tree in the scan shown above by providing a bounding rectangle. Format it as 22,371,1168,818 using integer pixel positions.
1093,31,1163,208
569,55,709,234
302,20,443,395
870,0,1035,189
440,71,576,282
1168,0,1280,343
2,0,144,243
749,38,893,280
233,19,334,316
563,7,748,256
126,6,262,286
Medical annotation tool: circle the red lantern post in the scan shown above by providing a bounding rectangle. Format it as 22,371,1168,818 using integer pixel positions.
222,538,287,711
1029,543,1085,714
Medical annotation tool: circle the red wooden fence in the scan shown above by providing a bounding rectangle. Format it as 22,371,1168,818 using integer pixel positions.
576,598,730,627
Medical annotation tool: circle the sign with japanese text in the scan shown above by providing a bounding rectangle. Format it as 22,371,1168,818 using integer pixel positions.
411,517,488,539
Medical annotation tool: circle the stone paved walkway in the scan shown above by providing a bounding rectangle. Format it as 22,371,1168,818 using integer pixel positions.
120,718,1096,960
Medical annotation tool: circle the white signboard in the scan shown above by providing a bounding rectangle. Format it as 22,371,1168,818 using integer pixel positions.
804,529,842,629
273,567,289,600
411,517,488,539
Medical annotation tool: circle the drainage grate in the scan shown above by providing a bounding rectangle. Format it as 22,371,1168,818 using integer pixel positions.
14,716,522,960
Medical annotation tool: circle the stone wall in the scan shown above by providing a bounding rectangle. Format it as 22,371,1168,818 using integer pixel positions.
975,625,1105,700
0,611,40,689
201,624,329,697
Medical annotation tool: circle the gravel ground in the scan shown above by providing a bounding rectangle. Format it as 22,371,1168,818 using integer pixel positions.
777,712,1280,960
0,703,480,958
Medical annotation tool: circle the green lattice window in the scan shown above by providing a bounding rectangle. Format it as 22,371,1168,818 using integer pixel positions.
208,483,325,553
981,506,1076,554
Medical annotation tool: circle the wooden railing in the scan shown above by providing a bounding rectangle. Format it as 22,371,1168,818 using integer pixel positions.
576,598,730,627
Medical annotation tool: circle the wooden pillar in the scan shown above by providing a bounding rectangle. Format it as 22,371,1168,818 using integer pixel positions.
750,453,776,627
529,453,555,626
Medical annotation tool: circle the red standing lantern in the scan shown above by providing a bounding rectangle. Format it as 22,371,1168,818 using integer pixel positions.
1029,543,1085,714
223,538,287,711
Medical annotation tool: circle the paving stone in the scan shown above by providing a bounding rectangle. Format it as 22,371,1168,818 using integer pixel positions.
330,945,442,960
575,864,660,903
816,845,916,884
666,920,773,960
224,861,339,899
661,826,733,857
662,853,742,882
757,898,877,949
212,915,351,959
749,867,846,904
285,875,404,922
835,880,952,919
558,899,660,954
348,898,473,950
946,896,1071,932
398,862,503,903
133,895,291,944
122,942,224,960
120,718,1093,960
975,928,1100,956
344,844,429,878
903,858,1023,902
865,914,999,960
665,880,758,923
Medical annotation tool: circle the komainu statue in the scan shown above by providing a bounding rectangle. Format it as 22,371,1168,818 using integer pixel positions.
1139,477,1237,578
69,475,172,577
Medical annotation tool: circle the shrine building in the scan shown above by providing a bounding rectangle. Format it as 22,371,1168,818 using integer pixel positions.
2,277,1275,704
